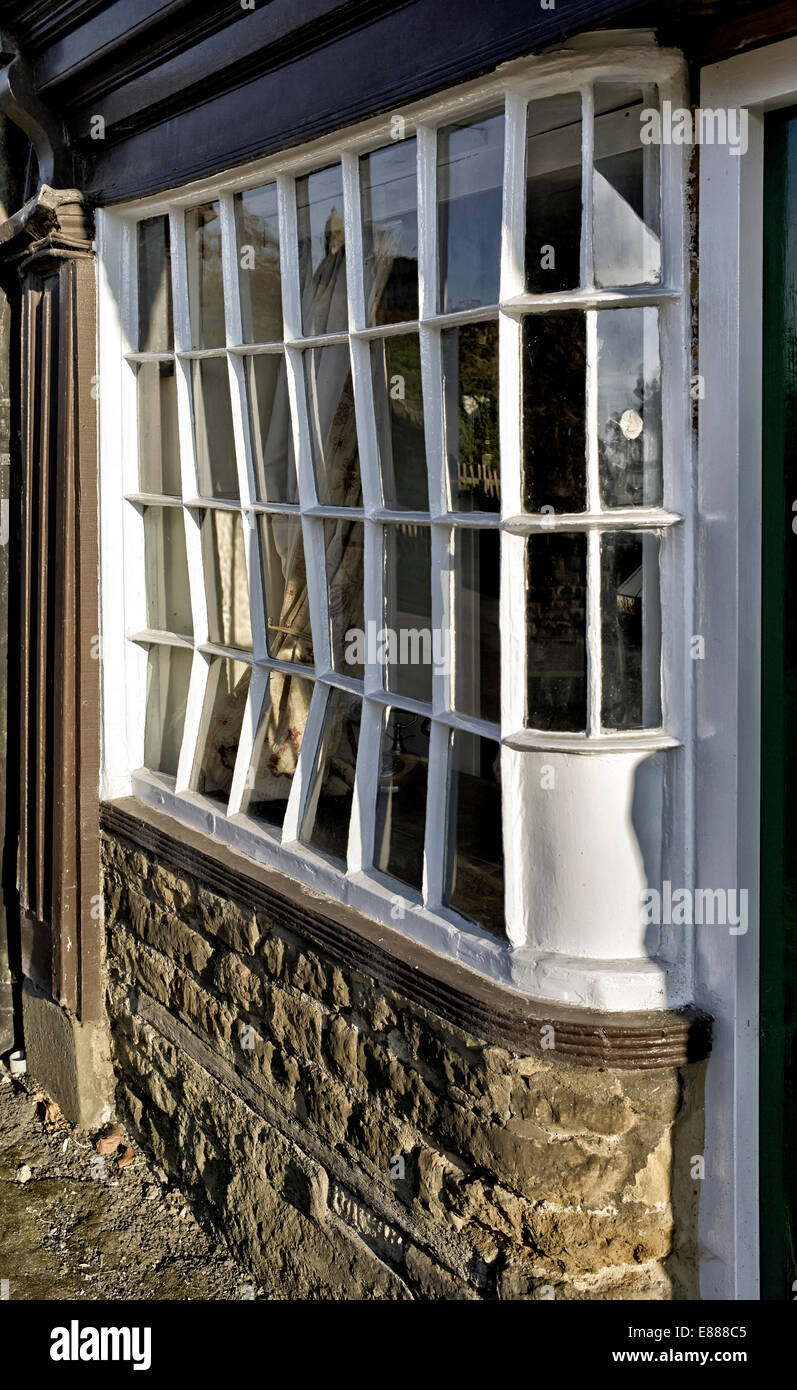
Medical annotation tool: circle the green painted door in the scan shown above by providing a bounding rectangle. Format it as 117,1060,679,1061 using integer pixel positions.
762,106,797,1301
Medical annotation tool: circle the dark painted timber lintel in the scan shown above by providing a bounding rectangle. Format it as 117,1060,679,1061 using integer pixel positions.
101,798,712,1069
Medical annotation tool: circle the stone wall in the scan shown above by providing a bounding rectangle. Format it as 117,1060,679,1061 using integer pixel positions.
103,830,705,1300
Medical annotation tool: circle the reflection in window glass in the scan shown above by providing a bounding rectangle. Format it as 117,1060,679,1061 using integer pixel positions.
258,514,313,665
243,670,314,832
196,657,251,806
137,216,172,352
297,165,347,337
138,362,180,495
246,353,297,503
452,528,500,725
186,201,225,348
374,707,429,893
193,357,238,500
300,688,361,864
371,333,428,510
438,111,504,313
522,313,586,513
601,531,661,729
361,140,418,326
304,345,361,505
144,644,192,777
234,182,283,344
597,308,661,507
325,518,364,679
593,84,661,288
526,533,587,731
383,524,433,704
201,509,252,650
143,507,192,636
526,93,582,294
442,321,499,511
444,731,504,936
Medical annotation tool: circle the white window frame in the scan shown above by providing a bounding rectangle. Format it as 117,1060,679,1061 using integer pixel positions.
98,34,692,1008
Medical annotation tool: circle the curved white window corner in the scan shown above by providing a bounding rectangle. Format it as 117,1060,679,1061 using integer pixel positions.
97,38,693,1014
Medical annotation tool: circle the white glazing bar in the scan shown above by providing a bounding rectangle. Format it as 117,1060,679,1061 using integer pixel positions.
501,91,527,302
347,696,381,874
585,307,601,735
423,718,449,909
580,84,595,290
227,666,266,816
341,151,366,333
302,514,332,676
417,125,438,319
175,650,212,792
343,152,382,516
282,681,330,846
430,522,450,719
169,208,210,648
363,518,384,700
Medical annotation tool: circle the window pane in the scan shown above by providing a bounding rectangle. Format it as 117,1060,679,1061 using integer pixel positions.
193,357,238,500
371,332,428,510
444,731,504,937
201,509,252,650
196,657,251,806
374,707,429,893
138,362,180,495
242,670,314,832
522,312,586,513
438,110,504,313
297,165,347,337
442,320,499,512
300,688,361,864
597,307,661,507
526,93,582,294
144,644,192,777
325,518,364,679
361,140,418,326
383,524,433,704
304,345,361,506
143,506,192,636
137,216,172,352
601,531,661,729
234,182,283,344
452,528,500,724
246,353,297,503
526,533,587,731
258,514,313,665
593,84,661,288
186,201,225,348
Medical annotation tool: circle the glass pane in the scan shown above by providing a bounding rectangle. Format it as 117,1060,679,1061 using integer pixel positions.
258,514,313,665
452,528,500,724
325,518,364,679
374,707,429,893
371,332,428,510
593,84,661,288
444,731,504,937
143,506,192,636
144,644,192,777
234,182,283,344
526,533,587,731
442,320,500,512
138,362,180,495
597,307,662,507
522,312,586,513
243,670,314,831
526,93,582,294
201,509,252,650
193,357,238,500
438,110,504,313
383,524,433,704
297,165,347,337
196,657,251,806
601,531,661,729
246,353,297,503
137,216,172,352
361,140,418,326
304,345,362,506
186,201,225,348
300,687,361,864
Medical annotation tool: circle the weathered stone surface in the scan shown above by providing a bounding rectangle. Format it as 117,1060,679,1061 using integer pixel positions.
197,886,261,956
214,952,265,1013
